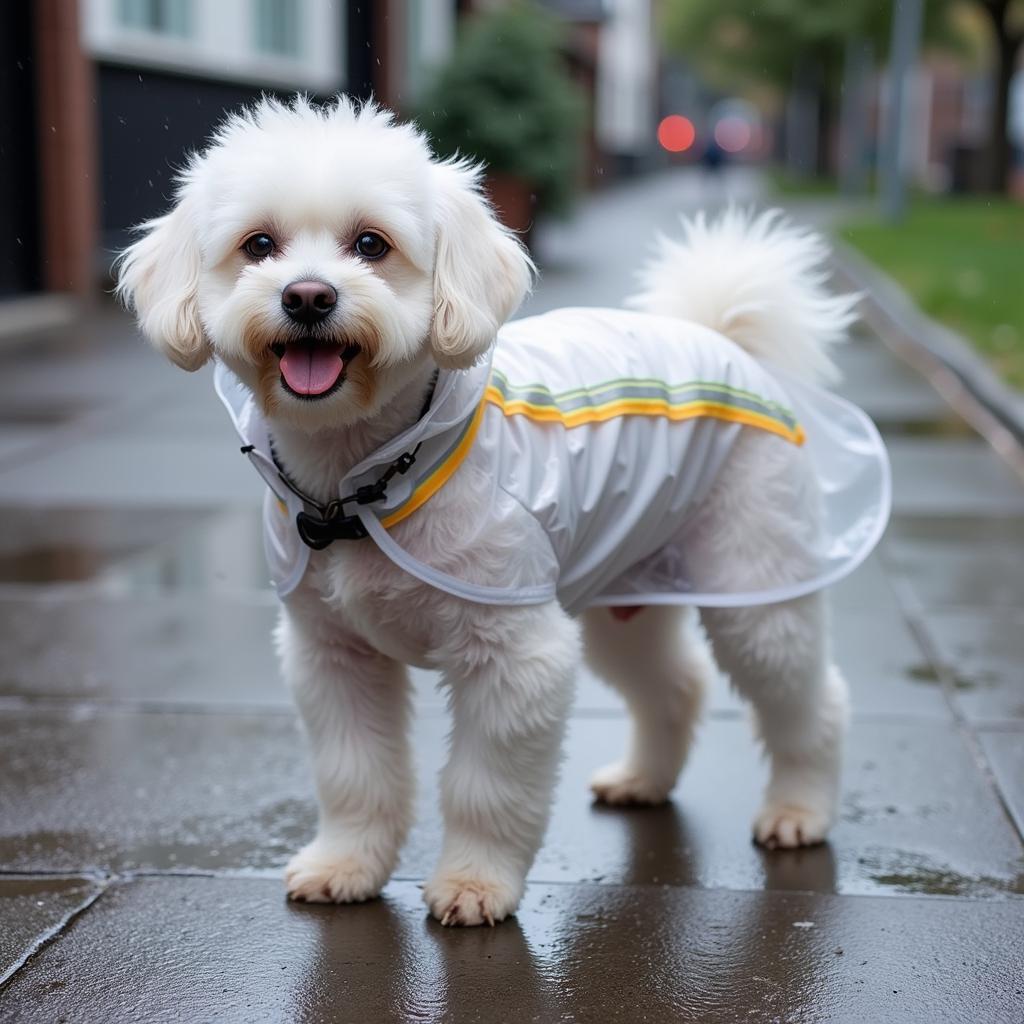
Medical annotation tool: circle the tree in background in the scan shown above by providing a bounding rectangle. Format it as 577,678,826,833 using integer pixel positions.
662,0,1024,191
976,0,1024,191
418,2,585,224
662,0,901,178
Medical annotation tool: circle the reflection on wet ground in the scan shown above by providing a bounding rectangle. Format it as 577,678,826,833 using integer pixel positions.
1,177,1022,1020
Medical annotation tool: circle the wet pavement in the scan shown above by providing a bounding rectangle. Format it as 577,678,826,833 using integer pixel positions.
1,171,1023,1022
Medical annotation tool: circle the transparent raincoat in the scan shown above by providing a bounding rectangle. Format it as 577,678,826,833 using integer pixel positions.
215,308,891,613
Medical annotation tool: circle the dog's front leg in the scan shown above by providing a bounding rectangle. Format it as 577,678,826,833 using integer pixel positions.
278,606,413,904
424,601,579,926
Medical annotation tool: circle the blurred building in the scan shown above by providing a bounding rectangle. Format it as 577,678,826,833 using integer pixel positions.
1,0,659,327
1,0,458,310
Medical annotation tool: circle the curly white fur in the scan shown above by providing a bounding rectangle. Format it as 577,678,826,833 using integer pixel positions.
117,97,854,926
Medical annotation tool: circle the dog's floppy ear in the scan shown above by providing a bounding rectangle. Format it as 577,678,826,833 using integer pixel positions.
430,160,534,369
115,195,211,371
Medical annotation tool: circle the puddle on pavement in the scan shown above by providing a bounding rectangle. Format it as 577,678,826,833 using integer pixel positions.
905,662,979,691
860,851,1024,898
0,403,83,427
0,507,268,591
877,416,974,439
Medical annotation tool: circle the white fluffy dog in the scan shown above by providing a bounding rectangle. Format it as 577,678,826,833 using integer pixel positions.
117,97,863,927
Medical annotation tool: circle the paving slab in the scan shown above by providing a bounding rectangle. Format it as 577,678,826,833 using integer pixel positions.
0,320,162,417
978,729,1024,839
2,708,1019,898
884,517,1024,609
0,708,311,875
885,438,1024,518
0,426,59,464
427,599,942,719
2,875,1022,1024
0,876,103,986
916,607,1024,722
0,566,942,722
0,435,261,508
0,507,221,585
832,334,953,428
828,550,902,613
0,591,284,709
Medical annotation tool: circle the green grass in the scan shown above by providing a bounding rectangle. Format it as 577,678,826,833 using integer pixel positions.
840,199,1024,388
767,167,839,197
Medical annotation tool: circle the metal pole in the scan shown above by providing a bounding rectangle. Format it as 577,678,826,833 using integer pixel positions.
840,36,873,197
881,0,924,221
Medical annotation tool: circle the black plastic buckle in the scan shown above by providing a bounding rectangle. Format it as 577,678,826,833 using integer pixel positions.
394,451,417,473
355,480,388,505
295,509,369,549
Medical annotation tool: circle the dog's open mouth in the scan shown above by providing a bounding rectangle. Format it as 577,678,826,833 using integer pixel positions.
271,340,360,399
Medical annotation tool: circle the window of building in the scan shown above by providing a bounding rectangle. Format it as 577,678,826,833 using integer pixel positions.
85,0,342,92
117,0,192,37
253,0,301,58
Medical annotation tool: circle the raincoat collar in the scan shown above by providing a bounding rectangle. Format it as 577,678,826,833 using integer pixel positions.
213,354,492,545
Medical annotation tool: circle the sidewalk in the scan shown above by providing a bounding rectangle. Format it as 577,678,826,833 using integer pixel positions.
0,170,1022,1022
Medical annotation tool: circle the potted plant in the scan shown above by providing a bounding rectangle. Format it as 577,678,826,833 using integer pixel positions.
418,2,585,241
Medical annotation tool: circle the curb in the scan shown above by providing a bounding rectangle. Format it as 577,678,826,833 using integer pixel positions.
833,241,1024,474
0,293,81,348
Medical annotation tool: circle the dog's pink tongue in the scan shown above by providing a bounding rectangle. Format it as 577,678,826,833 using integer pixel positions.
279,344,345,396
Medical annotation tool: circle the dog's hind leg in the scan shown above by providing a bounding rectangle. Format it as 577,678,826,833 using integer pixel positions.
583,605,711,805
699,597,848,848
686,430,850,848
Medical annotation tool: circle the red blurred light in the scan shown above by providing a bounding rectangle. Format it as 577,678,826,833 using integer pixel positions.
657,115,695,153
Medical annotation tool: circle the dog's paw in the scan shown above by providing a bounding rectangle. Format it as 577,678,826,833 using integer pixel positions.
590,760,673,806
423,874,519,927
753,802,830,849
285,843,387,904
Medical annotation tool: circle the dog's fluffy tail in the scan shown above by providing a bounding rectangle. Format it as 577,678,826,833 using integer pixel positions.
627,208,858,385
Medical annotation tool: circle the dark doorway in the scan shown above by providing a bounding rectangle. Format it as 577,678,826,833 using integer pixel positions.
0,4,42,296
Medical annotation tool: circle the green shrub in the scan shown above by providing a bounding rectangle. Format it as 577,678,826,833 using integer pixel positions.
418,3,585,215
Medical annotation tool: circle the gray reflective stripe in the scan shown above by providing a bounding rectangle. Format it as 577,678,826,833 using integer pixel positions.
488,371,801,432
372,399,482,518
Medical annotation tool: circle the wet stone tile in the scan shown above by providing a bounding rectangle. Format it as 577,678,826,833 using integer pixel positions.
827,551,902,613
2,876,1022,1024
568,601,948,719
884,517,1024,609
99,507,271,593
0,876,102,986
832,336,952,428
830,608,950,719
0,508,221,585
402,716,1021,898
0,708,313,875
979,730,1024,839
0,591,284,708
0,584,934,720
885,438,1024,518
0,426,57,465
3,708,1019,898
0,433,261,507
917,608,1024,722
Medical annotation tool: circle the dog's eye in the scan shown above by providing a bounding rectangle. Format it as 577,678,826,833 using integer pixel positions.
354,232,389,260
242,233,276,259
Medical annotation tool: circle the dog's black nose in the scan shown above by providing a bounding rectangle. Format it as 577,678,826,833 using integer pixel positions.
282,280,337,325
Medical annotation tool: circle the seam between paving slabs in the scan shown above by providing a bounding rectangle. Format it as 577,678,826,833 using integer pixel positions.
0,877,110,992
888,573,1024,850
1,862,1020,991
0,696,958,728
12,868,1024,899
